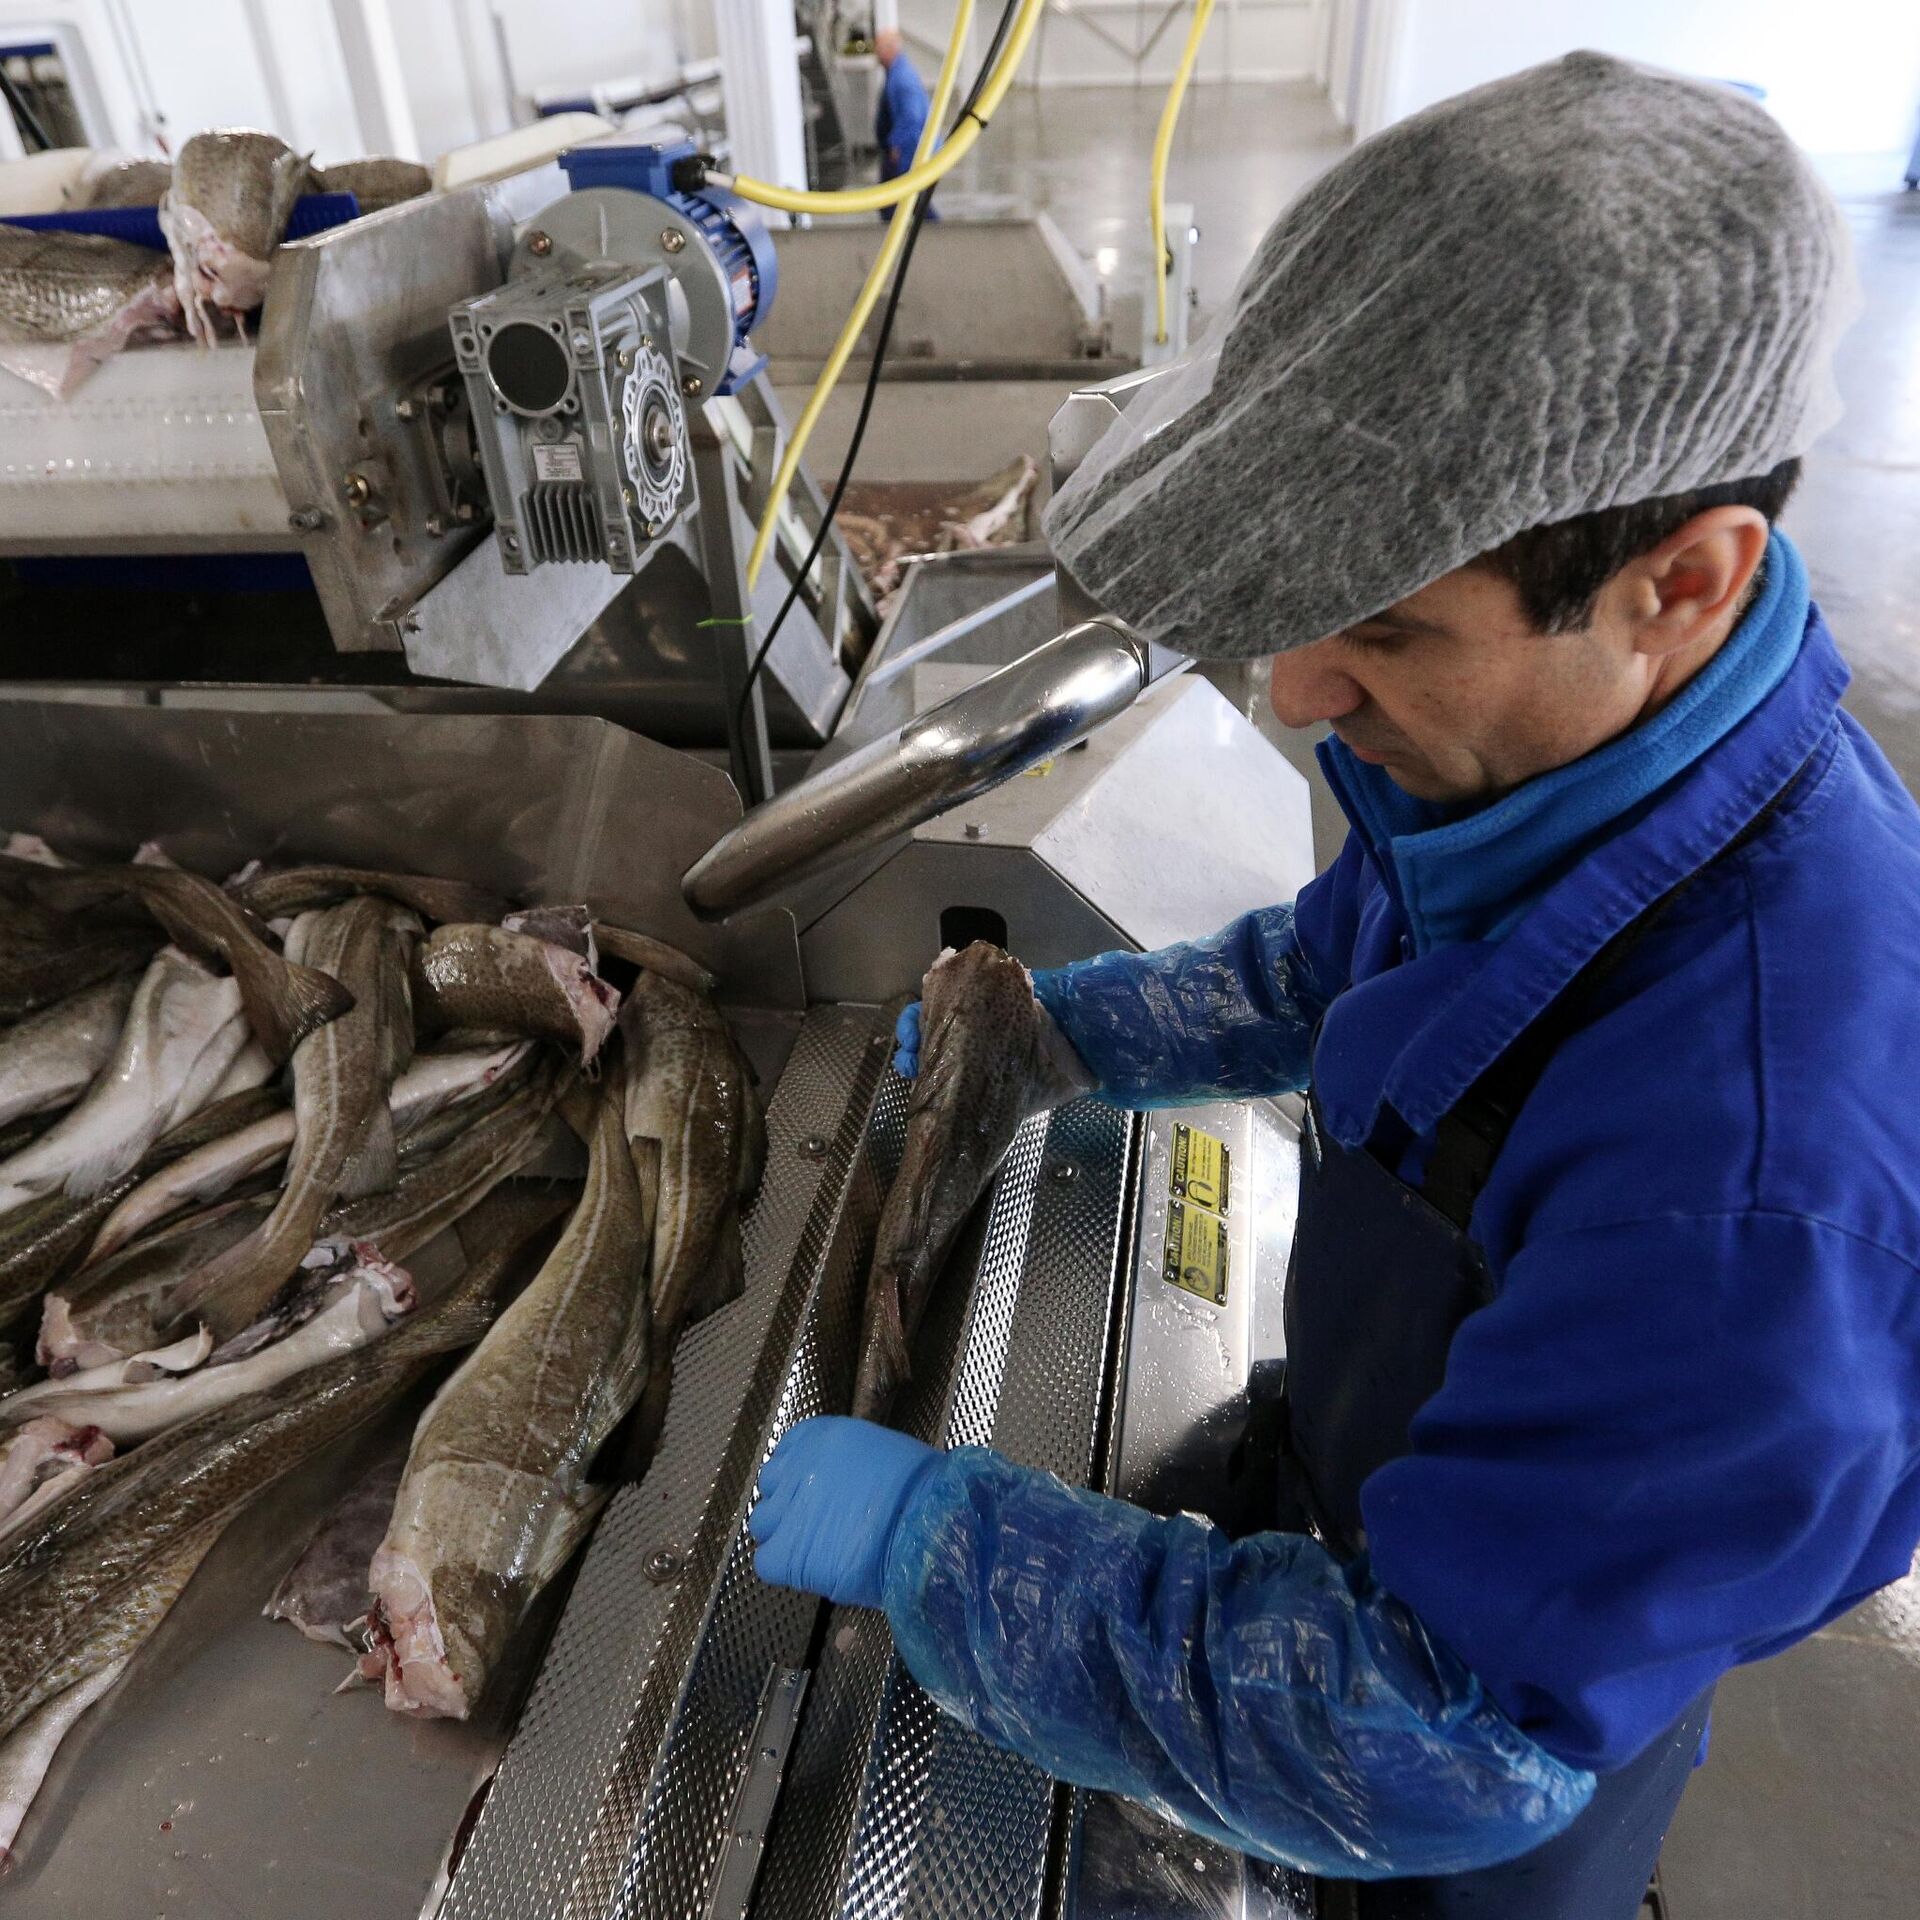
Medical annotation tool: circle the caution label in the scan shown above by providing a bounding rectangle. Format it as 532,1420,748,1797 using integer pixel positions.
1170,1123,1231,1215
1163,1197,1229,1306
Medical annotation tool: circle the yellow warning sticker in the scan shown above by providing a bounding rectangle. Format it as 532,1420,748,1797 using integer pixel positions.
1163,1198,1229,1306
1170,1123,1231,1215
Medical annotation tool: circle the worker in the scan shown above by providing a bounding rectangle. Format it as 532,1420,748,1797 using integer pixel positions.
873,25,933,210
750,52,1917,1919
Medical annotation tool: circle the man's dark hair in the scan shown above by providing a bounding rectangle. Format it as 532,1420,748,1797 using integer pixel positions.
1479,458,1801,633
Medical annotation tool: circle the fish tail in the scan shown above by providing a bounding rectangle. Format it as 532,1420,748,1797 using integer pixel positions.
335,1103,398,1202
851,1280,910,1421
684,1210,746,1332
163,1206,309,1344
238,952,355,1067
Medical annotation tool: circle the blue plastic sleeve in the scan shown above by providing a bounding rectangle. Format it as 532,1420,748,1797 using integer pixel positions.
1030,904,1332,1108
882,1448,1596,1880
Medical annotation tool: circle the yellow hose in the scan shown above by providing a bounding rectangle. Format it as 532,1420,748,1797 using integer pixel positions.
714,0,1044,217
1149,0,1215,346
744,0,977,589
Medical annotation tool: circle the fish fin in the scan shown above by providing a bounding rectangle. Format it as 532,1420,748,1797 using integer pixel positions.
532,1484,613,1590
851,1277,911,1420
335,1103,398,1202
161,1211,304,1344
236,954,355,1067
684,1210,745,1331
623,1354,674,1480
60,1126,156,1201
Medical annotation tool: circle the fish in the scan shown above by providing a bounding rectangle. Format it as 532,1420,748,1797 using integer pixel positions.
0,1655,129,1865
0,922,158,1025
44,1073,553,1371
502,904,596,964
621,972,765,1349
0,1418,114,1539
264,1446,407,1646
159,128,314,342
592,924,718,997
412,924,619,1065
29,861,353,1066
0,948,250,1215
366,1069,649,1718
2,1247,413,1445
0,1088,286,1338
0,976,140,1133
0,228,186,397
229,864,511,928
852,943,1064,1419
85,1041,523,1265
315,157,432,215
0,1195,546,1745
72,156,174,208
323,1064,566,1265
40,1196,274,1374
164,898,419,1344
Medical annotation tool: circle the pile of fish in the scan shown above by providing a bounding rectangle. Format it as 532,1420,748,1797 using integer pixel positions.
836,456,1040,613
0,129,431,396
0,842,762,1863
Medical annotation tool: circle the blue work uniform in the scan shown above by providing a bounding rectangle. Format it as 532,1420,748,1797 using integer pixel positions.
875,52,932,181
873,535,1920,1905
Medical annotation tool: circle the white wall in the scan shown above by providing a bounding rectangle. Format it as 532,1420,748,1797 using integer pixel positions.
1353,0,1920,154
898,0,1322,90
0,0,700,164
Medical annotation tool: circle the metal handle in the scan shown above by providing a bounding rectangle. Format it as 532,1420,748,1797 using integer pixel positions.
683,617,1151,918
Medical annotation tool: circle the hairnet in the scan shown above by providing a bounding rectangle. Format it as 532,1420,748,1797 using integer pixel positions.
1044,51,1857,660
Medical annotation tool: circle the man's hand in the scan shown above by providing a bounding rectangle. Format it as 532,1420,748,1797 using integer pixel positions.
750,1416,940,1609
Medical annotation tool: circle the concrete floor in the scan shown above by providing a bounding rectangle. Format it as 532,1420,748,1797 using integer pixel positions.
938,81,1920,1917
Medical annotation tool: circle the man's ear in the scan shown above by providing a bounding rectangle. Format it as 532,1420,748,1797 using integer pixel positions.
1618,507,1772,658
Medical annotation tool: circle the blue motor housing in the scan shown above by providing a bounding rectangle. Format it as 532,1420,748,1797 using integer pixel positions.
558,141,777,397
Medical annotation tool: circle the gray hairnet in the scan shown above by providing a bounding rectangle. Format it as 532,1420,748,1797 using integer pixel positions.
1044,51,1855,660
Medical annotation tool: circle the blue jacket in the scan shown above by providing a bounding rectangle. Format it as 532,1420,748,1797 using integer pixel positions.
876,54,932,180
877,564,1920,1866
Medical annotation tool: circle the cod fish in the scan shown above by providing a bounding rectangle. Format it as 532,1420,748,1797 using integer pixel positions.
0,1196,549,1745
265,1447,407,1646
0,1418,113,1541
70,155,174,209
852,944,1070,1419
412,924,618,1065
86,1041,523,1264
316,157,431,215
0,1521,219,1866
0,1088,284,1337
29,860,353,1065
0,949,249,1216
230,864,510,928
4,1247,413,1445
593,923,717,997
167,897,418,1344
159,128,313,341
0,228,185,397
622,972,765,1347
0,920,158,1025
0,975,140,1131
367,1070,649,1718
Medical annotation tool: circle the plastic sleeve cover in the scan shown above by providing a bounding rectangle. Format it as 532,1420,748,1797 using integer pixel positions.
881,1448,1596,1880
1029,903,1334,1109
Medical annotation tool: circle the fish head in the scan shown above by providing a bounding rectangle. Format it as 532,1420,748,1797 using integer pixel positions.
162,131,312,340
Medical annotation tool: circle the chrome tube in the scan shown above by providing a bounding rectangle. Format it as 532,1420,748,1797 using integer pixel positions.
683,617,1151,917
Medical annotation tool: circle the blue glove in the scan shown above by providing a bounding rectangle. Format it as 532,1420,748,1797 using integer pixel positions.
751,1415,941,1609
893,1000,921,1079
